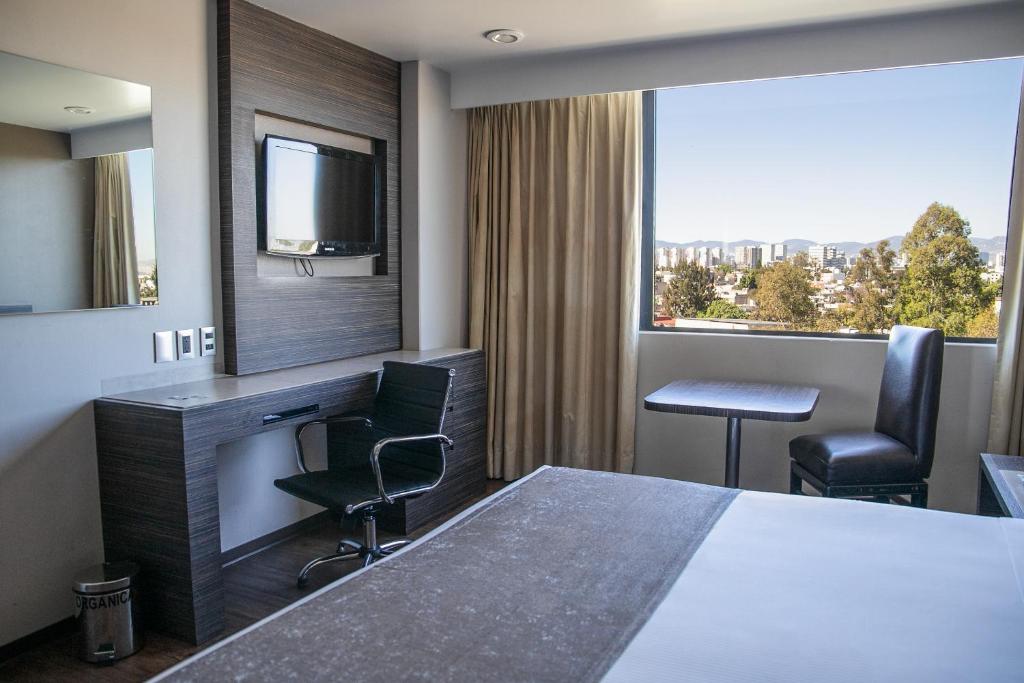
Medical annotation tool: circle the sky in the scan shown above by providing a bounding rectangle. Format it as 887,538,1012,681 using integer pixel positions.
654,58,1024,247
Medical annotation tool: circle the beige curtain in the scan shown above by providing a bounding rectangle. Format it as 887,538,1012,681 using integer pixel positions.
93,152,140,308
988,75,1024,455
468,92,641,481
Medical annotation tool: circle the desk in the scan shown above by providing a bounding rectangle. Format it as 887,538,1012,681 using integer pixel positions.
978,453,1024,518
644,379,820,488
94,348,485,645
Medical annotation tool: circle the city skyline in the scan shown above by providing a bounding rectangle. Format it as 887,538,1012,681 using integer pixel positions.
654,58,1024,246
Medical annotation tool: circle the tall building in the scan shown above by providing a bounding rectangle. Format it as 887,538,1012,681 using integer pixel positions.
809,244,846,269
734,245,762,268
760,243,787,263
996,252,1006,274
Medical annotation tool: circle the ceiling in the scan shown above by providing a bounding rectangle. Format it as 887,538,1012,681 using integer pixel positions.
251,0,998,70
0,51,150,133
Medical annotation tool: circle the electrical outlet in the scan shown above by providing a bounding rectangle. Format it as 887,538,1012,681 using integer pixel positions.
176,329,196,360
154,331,175,363
200,326,216,357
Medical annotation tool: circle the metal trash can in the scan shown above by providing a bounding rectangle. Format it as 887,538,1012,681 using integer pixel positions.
72,561,142,663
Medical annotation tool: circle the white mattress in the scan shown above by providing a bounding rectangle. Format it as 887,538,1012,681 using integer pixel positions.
604,491,1024,682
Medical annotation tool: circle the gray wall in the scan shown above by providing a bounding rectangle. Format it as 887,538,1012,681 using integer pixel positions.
401,61,469,350
451,3,1024,108
69,116,153,159
0,0,215,647
0,121,93,312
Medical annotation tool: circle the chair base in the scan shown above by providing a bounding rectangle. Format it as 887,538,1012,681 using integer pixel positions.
789,461,928,508
296,511,412,588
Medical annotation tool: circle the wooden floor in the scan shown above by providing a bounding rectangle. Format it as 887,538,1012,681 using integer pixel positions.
0,481,506,682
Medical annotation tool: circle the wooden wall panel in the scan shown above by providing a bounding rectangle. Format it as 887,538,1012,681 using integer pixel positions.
218,0,402,375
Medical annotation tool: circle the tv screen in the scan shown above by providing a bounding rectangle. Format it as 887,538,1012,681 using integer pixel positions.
260,135,381,258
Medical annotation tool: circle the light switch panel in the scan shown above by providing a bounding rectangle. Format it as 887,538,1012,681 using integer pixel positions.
199,326,216,357
176,329,196,360
154,331,175,363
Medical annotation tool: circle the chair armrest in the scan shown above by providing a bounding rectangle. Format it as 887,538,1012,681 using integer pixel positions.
293,416,373,474
370,433,454,505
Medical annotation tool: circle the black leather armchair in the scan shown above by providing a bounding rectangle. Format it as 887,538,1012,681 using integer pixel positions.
789,325,944,508
274,361,455,587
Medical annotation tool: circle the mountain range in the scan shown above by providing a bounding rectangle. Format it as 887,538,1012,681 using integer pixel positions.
655,235,1007,256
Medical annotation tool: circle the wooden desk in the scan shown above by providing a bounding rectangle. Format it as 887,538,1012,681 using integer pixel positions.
977,453,1024,518
94,348,485,645
644,379,820,488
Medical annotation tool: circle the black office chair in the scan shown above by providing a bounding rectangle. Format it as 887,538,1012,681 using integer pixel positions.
789,325,943,508
274,361,455,587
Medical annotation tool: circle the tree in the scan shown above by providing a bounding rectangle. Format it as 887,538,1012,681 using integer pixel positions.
894,203,992,336
847,240,899,333
791,251,810,269
755,261,816,327
736,267,761,291
698,299,748,320
966,305,999,338
662,260,716,318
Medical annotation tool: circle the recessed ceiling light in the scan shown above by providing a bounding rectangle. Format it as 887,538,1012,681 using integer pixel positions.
64,105,94,115
484,29,524,45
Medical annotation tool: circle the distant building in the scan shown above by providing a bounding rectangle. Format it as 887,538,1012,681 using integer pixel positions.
760,243,787,263
734,245,762,268
809,244,846,269
996,252,1006,274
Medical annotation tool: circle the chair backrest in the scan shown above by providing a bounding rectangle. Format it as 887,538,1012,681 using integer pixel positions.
367,361,455,477
373,361,455,435
874,325,944,478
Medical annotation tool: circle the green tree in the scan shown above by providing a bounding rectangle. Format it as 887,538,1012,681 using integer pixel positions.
791,251,810,269
736,267,761,291
847,240,899,333
894,202,992,336
966,305,999,338
698,299,748,320
663,260,716,318
755,261,817,327
815,307,853,333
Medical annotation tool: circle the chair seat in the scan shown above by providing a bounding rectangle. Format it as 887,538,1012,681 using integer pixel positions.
274,460,439,514
789,431,922,485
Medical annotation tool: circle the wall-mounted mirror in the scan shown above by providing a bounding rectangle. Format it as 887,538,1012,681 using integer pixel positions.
0,50,156,315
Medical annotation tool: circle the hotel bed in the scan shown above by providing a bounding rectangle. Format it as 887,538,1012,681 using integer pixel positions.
153,467,1024,682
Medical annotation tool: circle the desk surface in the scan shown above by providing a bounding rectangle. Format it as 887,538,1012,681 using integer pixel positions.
644,378,820,422
100,347,476,409
980,453,1024,519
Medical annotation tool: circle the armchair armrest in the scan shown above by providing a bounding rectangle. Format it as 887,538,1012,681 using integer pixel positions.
370,433,454,505
293,415,372,474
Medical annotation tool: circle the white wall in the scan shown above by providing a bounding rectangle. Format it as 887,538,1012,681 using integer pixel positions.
0,0,215,647
451,3,1024,108
636,332,996,513
401,61,468,350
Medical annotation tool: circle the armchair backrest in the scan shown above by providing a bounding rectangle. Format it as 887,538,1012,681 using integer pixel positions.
874,325,944,478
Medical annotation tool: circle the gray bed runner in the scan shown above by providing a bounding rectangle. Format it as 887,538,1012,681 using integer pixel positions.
159,467,738,682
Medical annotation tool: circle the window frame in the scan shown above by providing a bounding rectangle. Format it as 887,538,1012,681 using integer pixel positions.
639,88,1002,345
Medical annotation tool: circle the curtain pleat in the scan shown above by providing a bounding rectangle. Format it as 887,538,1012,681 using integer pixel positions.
93,152,140,308
468,92,641,480
988,75,1024,455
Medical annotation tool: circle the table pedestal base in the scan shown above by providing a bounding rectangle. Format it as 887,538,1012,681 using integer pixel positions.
725,417,741,488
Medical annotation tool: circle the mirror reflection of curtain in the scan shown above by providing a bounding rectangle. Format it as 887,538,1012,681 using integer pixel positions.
92,152,140,307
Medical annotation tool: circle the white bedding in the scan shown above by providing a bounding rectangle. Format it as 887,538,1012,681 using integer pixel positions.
604,491,1024,682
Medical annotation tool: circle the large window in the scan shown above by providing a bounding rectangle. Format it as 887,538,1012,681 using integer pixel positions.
641,59,1024,341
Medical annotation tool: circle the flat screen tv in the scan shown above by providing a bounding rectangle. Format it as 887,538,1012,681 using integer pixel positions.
259,134,382,258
